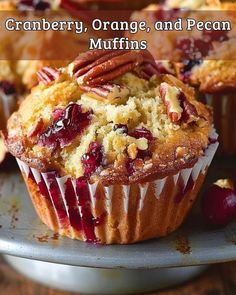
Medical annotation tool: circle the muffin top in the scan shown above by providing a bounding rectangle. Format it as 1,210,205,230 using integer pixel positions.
5,49,212,185
130,1,236,93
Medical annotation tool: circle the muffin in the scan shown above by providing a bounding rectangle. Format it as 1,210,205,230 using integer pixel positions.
4,49,218,244
130,0,236,155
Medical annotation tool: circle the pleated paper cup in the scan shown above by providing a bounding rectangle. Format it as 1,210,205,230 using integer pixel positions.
16,130,218,244
202,94,236,155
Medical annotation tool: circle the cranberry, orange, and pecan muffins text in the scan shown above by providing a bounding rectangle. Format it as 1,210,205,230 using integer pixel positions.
4,49,218,244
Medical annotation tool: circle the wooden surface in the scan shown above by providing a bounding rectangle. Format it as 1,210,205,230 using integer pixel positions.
0,256,236,295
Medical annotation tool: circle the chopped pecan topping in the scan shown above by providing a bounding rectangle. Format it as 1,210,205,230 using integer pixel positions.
159,82,183,123
37,67,60,86
80,84,130,102
160,82,199,124
68,49,159,86
180,94,199,124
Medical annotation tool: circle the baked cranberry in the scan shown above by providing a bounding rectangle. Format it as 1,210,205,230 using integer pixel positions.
81,142,103,177
209,137,218,144
176,37,213,60
126,158,135,175
0,81,16,95
202,181,236,226
39,103,92,149
153,8,180,22
129,127,153,142
17,0,51,10
136,149,152,159
52,108,64,122
113,124,128,134
203,30,229,42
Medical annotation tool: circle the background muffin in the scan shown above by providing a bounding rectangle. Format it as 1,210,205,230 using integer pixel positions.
5,49,217,244
130,0,236,155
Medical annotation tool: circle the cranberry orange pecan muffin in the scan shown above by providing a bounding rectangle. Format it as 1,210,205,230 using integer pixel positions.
4,49,218,244
130,0,236,155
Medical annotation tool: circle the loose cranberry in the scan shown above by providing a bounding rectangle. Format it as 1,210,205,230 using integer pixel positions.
0,81,16,95
39,103,92,149
113,124,128,134
81,142,103,177
176,37,213,61
202,183,236,226
129,127,153,142
203,30,229,42
17,0,51,10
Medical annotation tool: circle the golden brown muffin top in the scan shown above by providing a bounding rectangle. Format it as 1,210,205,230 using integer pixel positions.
4,49,212,185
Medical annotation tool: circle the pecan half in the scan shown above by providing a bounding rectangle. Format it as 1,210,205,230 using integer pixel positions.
180,93,199,124
68,49,159,86
159,82,183,123
80,84,130,103
37,67,59,86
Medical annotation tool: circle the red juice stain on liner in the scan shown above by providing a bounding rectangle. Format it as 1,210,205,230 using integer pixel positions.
175,176,194,203
64,178,82,232
76,177,106,244
27,169,36,183
46,171,70,227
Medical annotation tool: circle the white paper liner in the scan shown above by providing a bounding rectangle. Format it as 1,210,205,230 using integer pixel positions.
16,128,219,241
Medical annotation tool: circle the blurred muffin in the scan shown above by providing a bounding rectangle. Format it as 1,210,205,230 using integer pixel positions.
130,0,236,155
5,49,217,244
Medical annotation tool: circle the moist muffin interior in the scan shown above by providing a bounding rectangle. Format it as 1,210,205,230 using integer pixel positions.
5,50,212,184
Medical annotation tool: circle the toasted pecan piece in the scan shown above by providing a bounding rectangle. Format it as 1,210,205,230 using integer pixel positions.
68,49,159,86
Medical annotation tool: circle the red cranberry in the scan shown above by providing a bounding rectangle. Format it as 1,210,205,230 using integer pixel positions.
209,137,218,144
52,108,64,122
129,127,153,142
17,0,51,10
153,8,180,22
203,30,228,42
126,158,135,175
176,37,213,61
0,81,16,95
81,142,103,177
202,182,236,226
113,124,128,134
39,103,92,149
